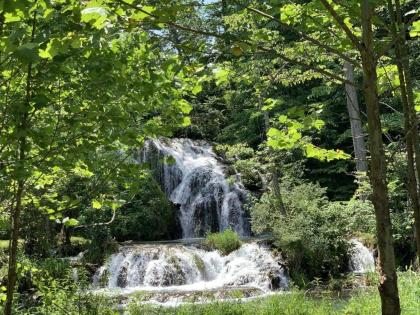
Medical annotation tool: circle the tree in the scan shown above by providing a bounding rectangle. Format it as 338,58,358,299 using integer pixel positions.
343,61,368,175
357,1,400,312
386,0,420,265
242,0,402,312
0,1,197,312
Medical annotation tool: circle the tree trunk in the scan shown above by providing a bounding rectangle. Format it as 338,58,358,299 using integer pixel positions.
360,1,401,314
387,0,420,265
4,13,36,315
4,181,25,315
343,61,368,174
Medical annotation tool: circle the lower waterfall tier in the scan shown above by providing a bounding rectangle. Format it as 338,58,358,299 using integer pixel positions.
94,243,288,294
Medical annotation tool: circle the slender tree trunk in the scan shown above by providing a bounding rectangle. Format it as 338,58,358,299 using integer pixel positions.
395,0,420,265
5,181,25,315
5,84,30,315
4,13,36,315
0,12,4,36
387,0,420,265
343,61,368,174
263,107,286,216
360,1,401,314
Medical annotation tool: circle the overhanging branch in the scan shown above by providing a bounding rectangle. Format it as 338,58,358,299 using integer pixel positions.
247,6,360,68
319,0,363,51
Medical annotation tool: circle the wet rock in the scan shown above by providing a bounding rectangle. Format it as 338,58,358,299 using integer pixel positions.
269,272,283,290
117,264,128,288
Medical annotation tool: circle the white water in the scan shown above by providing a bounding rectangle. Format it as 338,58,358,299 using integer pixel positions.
349,239,375,273
94,243,288,294
139,138,250,238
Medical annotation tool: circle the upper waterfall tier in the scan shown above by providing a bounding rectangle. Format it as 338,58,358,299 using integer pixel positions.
138,138,250,238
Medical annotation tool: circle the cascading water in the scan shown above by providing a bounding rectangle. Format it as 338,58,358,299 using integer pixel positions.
92,138,287,304
139,138,250,238
349,239,375,273
94,243,288,295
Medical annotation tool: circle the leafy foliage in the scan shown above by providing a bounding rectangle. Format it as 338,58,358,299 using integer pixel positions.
251,182,351,284
203,229,242,256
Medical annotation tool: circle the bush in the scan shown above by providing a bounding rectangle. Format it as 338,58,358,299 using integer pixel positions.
1,255,115,314
203,228,241,255
251,182,351,286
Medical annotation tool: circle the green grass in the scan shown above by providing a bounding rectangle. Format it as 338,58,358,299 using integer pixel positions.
69,236,90,246
127,271,420,315
202,228,241,255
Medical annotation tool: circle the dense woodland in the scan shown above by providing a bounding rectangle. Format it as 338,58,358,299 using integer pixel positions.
0,0,419,314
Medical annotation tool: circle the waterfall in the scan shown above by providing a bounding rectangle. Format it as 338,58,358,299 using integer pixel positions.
94,243,288,294
92,138,288,303
349,239,375,273
139,138,250,238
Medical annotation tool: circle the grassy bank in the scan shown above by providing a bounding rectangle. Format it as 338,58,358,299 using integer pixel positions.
127,271,420,315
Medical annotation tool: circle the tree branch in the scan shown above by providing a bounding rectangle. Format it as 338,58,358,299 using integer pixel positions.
115,0,224,38
247,6,360,68
74,208,117,229
318,0,363,51
116,0,358,88
256,43,359,87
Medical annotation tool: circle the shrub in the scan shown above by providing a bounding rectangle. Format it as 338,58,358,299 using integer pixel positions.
251,182,351,286
203,228,241,255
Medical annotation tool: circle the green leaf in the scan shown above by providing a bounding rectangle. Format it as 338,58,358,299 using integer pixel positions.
192,84,202,95
177,99,192,114
130,6,155,21
81,6,108,29
38,38,64,60
278,115,288,123
214,68,230,86
63,217,79,227
181,116,191,126
14,43,39,63
73,164,94,177
410,20,420,38
4,12,21,22
313,119,325,130
92,200,102,209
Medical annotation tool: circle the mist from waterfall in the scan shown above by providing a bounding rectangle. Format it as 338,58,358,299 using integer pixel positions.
139,138,250,238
